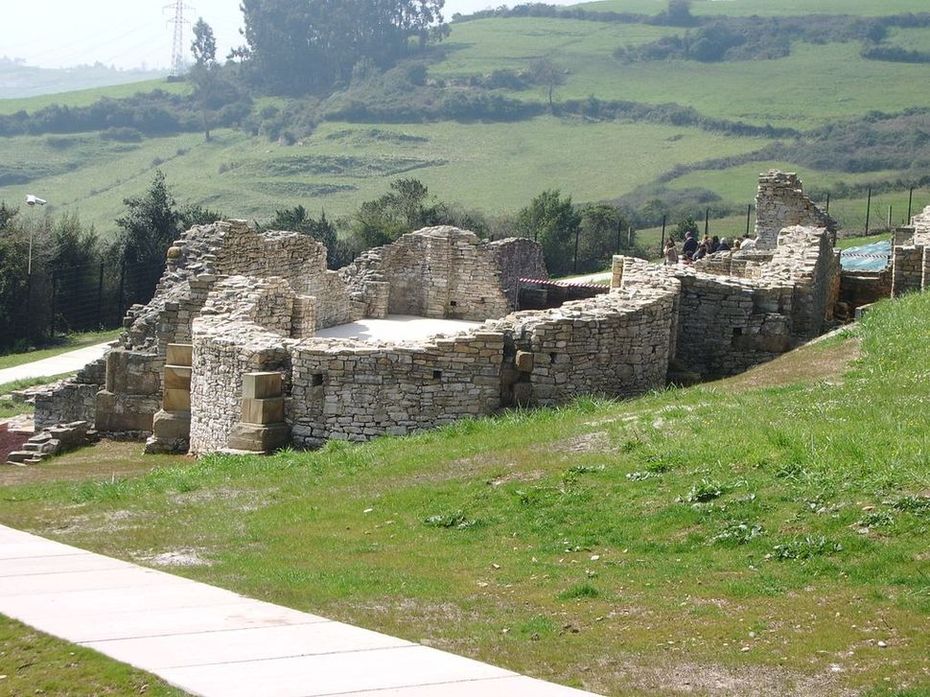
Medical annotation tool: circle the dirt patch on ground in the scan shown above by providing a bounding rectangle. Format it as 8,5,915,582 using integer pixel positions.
553,431,613,454
714,334,861,393
586,656,855,697
137,548,213,567
0,440,188,487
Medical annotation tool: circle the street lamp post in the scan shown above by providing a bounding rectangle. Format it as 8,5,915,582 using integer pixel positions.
25,194,47,275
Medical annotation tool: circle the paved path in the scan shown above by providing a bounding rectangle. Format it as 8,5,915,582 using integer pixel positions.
0,341,111,386
0,525,598,696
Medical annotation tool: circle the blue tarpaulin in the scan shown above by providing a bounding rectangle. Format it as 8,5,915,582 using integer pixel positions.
840,240,891,271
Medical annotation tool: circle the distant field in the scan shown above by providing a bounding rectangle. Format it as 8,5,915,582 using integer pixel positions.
436,24,930,130
0,120,770,233
0,79,189,115
578,0,930,17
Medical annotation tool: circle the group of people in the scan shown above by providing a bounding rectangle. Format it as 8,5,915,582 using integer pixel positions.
663,231,758,265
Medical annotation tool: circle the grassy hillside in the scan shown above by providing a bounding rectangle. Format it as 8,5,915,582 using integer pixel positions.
2,291,930,695
2,1,930,240
1,120,769,234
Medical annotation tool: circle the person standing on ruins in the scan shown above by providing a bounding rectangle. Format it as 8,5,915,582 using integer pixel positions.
664,239,679,265
682,231,698,260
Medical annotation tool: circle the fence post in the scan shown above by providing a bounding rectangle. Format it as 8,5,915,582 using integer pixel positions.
865,186,872,235
745,204,752,237
888,205,893,229
908,186,914,223
616,217,622,254
704,208,709,237
627,225,633,248
825,192,830,215
97,261,104,329
50,274,58,339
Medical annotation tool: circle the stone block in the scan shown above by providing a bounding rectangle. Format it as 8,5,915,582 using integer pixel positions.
242,372,283,399
166,343,193,367
515,351,535,373
240,397,285,425
227,422,291,453
512,382,534,407
152,410,192,441
164,365,192,390
163,388,191,412
95,390,158,433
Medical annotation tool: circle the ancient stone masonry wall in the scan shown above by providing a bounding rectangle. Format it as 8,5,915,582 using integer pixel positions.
755,171,836,249
188,276,295,454
491,288,679,408
340,227,538,321
619,256,795,379
890,206,930,297
33,357,106,430
288,332,504,448
759,227,840,339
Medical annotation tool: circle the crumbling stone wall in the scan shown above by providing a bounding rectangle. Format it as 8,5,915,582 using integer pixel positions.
488,237,548,307
755,171,836,249
188,276,295,454
341,227,527,321
33,358,105,430
891,206,930,297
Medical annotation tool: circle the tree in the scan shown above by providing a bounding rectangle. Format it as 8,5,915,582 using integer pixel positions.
665,0,694,26
580,203,627,272
266,205,338,267
239,0,448,95
528,58,566,112
515,190,581,276
115,171,184,307
190,18,219,140
676,216,699,239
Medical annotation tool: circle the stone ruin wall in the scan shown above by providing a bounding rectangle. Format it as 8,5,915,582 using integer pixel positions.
275,287,678,449
755,171,837,249
616,225,840,379
892,205,930,297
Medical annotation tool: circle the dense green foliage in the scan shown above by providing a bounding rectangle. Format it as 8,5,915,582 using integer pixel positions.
238,0,448,95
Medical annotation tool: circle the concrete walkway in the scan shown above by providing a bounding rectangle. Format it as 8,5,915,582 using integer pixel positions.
0,341,111,386
0,525,598,696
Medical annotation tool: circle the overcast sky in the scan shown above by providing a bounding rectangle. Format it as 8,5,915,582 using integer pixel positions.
3,0,581,70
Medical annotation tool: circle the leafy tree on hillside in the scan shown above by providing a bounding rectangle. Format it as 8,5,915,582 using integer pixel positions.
190,18,222,141
239,0,448,95
114,171,223,307
528,58,566,112
580,203,628,272
516,190,581,276
266,205,338,267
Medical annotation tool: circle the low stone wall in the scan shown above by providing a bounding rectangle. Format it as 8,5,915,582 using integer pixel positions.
840,270,892,310
892,245,923,297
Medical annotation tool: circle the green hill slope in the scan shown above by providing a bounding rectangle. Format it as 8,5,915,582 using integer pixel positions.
2,1,930,236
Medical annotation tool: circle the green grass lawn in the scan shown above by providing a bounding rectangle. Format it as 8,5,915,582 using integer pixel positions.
0,615,186,697
0,329,120,371
2,293,929,695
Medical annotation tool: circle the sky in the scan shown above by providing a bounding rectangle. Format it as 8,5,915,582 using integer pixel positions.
2,0,581,70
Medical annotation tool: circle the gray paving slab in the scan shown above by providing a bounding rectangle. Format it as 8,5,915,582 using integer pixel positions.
84,622,412,669
314,314,481,344
0,525,601,696
158,645,515,697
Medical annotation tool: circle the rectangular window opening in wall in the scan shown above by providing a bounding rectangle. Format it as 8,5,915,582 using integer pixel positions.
449,300,457,308
550,352,558,364
311,373,324,386
733,328,743,337
433,369,443,380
